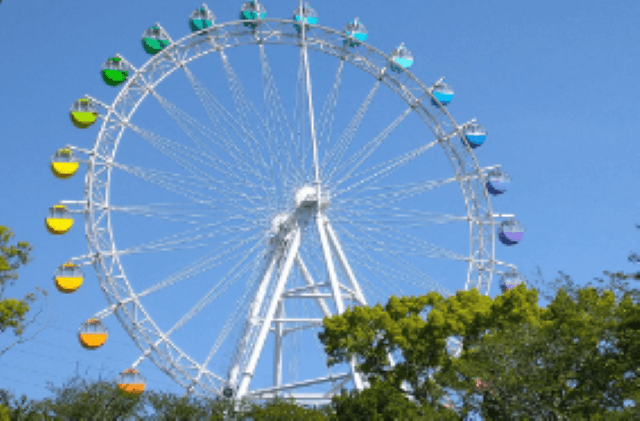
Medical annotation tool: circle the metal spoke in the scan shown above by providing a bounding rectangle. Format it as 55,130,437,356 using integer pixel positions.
334,222,454,298
126,232,264,304
293,47,308,181
259,44,304,190
148,88,268,191
109,202,263,226
335,211,467,261
335,176,459,206
333,206,469,227
110,162,268,218
191,247,270,387
300,28,320,185
322,81,381,181
162,233,266,338
180,65,275,188
332,137,440,198
316,60,345,163
218,50,279,194
331,106,413,189
123,119,263,209
112,221,262,256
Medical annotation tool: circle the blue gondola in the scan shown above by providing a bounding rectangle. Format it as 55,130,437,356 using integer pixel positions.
431,82,454,106
390,43,413,72
240,0,267,28
344,17,367,47
293,2,318,32
498,219,524,246
190,5,215,33
486,169,511,196
499,270,526,293
462,123,487,149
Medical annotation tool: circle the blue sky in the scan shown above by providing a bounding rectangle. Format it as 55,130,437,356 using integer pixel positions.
0,0,638,411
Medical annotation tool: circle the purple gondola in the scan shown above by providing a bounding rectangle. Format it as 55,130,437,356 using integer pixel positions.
498,219,524,246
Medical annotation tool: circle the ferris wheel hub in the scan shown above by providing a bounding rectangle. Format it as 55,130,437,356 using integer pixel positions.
294,185,330,209
271,213,290,235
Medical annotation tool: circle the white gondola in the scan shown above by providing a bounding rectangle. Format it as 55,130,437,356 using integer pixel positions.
486,169,511,195
499,270,526,293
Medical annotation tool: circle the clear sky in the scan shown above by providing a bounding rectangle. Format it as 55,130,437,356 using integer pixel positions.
0,0,638,412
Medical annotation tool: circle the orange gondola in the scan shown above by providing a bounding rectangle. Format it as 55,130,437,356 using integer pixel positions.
117,369,146,394
78,318,108,349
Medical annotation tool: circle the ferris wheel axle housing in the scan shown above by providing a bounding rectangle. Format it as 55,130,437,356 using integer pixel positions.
270,185,330,239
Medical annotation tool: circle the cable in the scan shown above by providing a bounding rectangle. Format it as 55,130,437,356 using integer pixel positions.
0,373,51,392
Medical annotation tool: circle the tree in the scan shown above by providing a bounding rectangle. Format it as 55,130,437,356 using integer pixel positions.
465,269,639,418
32,368,146,419
0,225,49,357
143,390,219,419
244,396,331,420
141,390,258,420
527,268,638,415
329,377,453,420
628,224,640,264
1,365,335,419
319,274,639,419
319,289,504,416
0,389,43,420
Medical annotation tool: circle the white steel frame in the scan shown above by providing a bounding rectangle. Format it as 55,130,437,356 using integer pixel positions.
61,1,520,406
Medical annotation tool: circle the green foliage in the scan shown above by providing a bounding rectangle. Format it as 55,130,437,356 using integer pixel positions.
0,389,43,420
1,370,336,419
320,272,639,418
329,378,455,420
34,371,145,419
0,226,32,284
0,225,41,336
143,391,217,419
0,225,48,357
0,298,33,335
245,396,330,420
142,391,258,419
319,288,538,407
0,256,636,419
455,277,639,417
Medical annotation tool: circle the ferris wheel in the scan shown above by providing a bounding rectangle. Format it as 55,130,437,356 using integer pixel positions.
47,0,525,405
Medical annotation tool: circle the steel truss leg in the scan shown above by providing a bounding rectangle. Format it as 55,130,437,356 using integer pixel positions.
236,228,302,399
228,247,280,388
295,253,332,317
316,214,365,391
234,212,404,401
324,216,411,394
274,300,284,390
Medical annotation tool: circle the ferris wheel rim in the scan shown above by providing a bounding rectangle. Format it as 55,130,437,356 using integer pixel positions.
79,14,510,401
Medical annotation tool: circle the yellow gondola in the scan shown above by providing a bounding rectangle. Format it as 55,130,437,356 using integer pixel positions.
51,148,79,179
117,369,146,394
45,205,74,235
70,98,98,129
54,262,84,293
78,318,108,349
